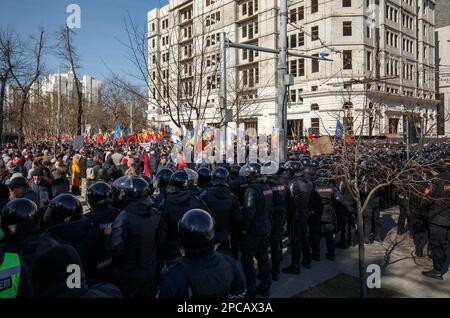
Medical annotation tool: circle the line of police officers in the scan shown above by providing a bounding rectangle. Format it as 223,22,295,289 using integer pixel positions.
0,152,449,298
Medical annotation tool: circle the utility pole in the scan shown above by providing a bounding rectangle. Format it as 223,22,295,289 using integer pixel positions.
406,116,410,160
278,0,288,162
219,32,227,163
56,71,62,155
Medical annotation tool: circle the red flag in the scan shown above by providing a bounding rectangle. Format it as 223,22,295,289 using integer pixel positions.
345,133,353,145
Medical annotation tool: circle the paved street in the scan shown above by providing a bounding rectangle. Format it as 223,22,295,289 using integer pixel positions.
271,207,450,298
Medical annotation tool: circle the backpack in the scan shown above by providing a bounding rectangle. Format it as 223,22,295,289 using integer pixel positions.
86,167,96,180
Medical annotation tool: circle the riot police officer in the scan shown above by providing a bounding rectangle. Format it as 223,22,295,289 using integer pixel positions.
85,181,121,284
157,209,246,298
44,193,98,278
239,163,273,297
153,168,173,210
282,160,313,274
199,167,240,252
161,170,208,262
314,169,339,260
105,176,166,297
0,198,57,273
197,167,211,193
422,163,450,280
266,163,288,281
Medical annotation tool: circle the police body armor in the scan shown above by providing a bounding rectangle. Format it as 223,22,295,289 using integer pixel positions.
267,176,287,226
244,180,273,236
315,184,336,224
288,178,313,222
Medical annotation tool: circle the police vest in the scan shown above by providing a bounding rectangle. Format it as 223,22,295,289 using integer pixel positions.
0,253,21,298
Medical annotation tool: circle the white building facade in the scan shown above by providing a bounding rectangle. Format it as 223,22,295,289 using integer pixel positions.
147,0,438,139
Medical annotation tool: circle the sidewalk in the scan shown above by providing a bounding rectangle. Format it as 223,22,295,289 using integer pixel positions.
270,207,450,298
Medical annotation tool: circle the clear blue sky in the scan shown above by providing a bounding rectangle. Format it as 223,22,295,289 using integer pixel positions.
1,0,168,85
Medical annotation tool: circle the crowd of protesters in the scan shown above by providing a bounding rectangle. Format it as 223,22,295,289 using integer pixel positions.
0,137,448,298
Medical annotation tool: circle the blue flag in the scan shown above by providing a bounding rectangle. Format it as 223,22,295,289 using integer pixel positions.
336,120,344,140
114,123,122,140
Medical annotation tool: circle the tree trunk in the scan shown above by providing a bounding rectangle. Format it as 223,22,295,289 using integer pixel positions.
77,95,83,135
356,202,367,298
0,78,6,144
18,99,26,147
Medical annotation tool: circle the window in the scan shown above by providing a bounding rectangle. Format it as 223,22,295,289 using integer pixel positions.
343,21,352,36
311,86,318,92
290,8,297,23
366,26,370,38
242,25,247,37
290,34,297,48
290,89,297,102
290,60,298,77
152,39,155,48
298,6,304,20
298,89,304,104
298,32,305,46
311,103,319,110
389,118,399,134
367,51,372,71
311,26,319,41
242,2,247,15
343,101,353,109
312,55,319,73
311,0,318,13
343,0,351,7
311,118,320,136
299,59,305,76
343,50,352,70
152,23,155,32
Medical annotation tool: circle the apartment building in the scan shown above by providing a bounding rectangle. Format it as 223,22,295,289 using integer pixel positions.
147,0,438,138
435,0,450,136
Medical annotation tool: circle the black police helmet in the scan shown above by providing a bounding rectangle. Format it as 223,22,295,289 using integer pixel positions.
155,168,173,190
317,169,331,179
178,209,215,249
239,163,261,178
183,168,199,186
300,157,311,167
284,160,304,173
311,160,320,169
44,194,83,225
231,164,242,176
170,170,190,190
197,167,211,185
87,181,113,208
115,176,150,204
1,198,39,236
211,167,229,184
140,175,154,194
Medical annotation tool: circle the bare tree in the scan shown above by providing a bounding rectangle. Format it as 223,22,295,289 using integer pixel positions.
0,29,20,143
6,28,45,146
113,8,220,136
56,26,83,135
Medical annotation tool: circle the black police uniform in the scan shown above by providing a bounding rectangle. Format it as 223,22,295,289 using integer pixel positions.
199,184,241,252
162,189,208,262
85,203,121,285
106,196,166,297
314,181,340,260
0,199,58,274
157,209,247,298
285,174,314,271
424,170,450,278
240,175,273,296
266,174,288,279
